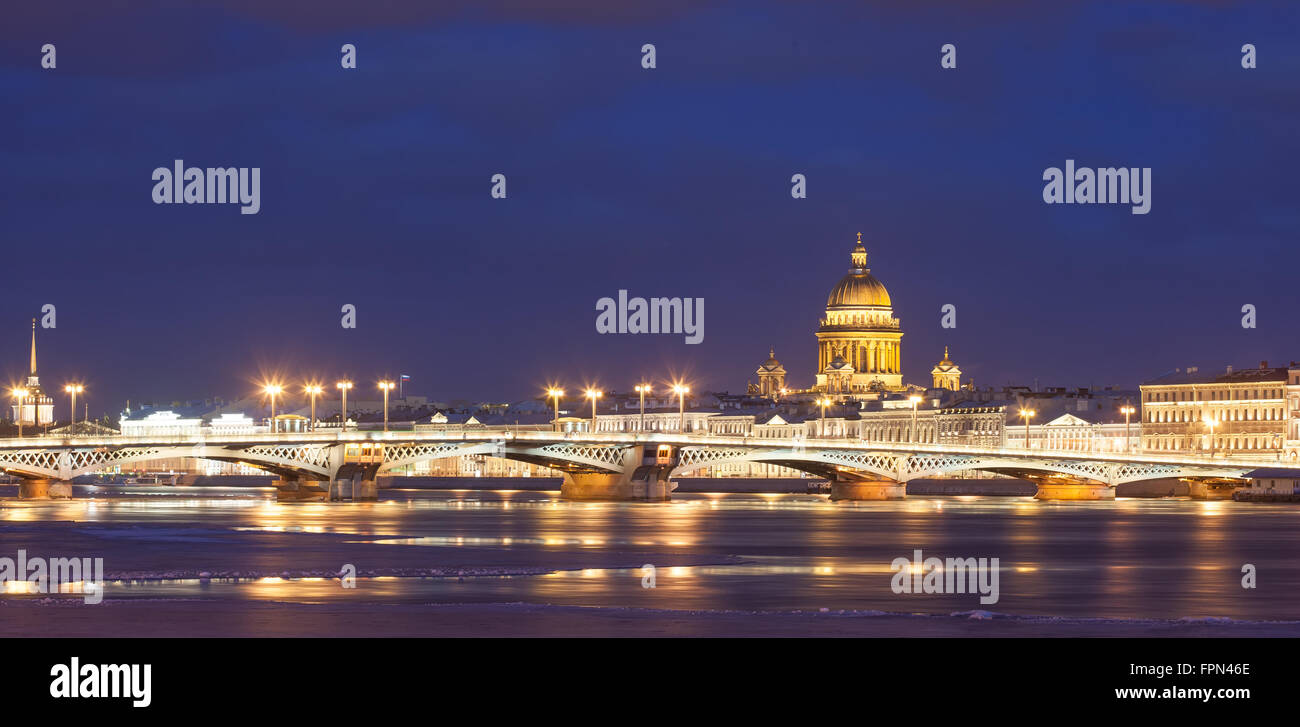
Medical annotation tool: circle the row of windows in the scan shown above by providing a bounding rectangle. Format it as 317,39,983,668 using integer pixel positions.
1144,436,1283,450
1144,387,1285,402
1148,407,1286,423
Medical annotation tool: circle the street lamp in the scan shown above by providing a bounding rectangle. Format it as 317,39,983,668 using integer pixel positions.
585,388,602,433
673,384,690,434
378,381,396,432
336,380,353,431
263,384,283,433
817,397,832,438
11,388,29,439
1019,408,1036,450
635,383,652,433
547,388,564,432
304,385,323,431
1119,405,1136,452
909,394,923,443
64,384,84,435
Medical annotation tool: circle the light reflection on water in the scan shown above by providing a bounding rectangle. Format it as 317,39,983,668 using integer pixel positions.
2,486,1299,619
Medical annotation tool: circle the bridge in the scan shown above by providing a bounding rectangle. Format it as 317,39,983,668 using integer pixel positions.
1,428,1290,501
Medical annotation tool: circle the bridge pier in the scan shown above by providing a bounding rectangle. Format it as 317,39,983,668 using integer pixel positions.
829,479,906,501
17,479,73,499
1187,480,1245,500
1033,482,1115,501
318,478,379,502
274,478,329,503
560,471,673,501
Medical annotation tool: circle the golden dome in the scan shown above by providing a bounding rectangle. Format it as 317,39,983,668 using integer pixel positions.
826,233,891,308
827,271,891,308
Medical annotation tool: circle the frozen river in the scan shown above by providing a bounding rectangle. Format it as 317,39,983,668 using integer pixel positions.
2,485,1298,636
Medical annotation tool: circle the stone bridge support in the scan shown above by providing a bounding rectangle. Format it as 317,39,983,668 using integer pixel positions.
1033,482,1115,500
559,447,674,501
829,478,905,501
18,479,73,499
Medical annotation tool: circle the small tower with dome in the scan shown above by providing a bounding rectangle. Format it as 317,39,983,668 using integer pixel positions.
755,348,787,397
931,346,962,391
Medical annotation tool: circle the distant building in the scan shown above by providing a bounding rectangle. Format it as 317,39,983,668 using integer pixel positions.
11,320,55,427
754,348,787,397
120,411,202,437
1141,362,1290,459
814,233,905,395
931,347,962,391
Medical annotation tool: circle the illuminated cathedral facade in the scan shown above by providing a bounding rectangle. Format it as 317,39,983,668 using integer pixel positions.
751,233,961,401
815,233,904,394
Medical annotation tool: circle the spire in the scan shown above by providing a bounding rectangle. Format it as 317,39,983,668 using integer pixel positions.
850,232,868,270
30,318,36,375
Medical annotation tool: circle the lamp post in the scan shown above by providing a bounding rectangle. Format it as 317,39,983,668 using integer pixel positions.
379,381,395,432
1204,417,1219,455
1120,405,1136,452
305,385,323,431
909,394,922,442
64,384,84,436
547,388,564,432
11,388,28,439
263,384,282,433
817,397,832,438
585,388,602,433
635,384,652,433
1019,408,1036,449
673,384,690,434
336,381,353,431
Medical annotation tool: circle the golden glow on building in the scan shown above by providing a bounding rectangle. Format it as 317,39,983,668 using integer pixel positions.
815,233,904,395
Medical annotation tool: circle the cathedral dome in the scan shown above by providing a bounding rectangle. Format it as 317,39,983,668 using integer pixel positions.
826,233,891,308
827,271,891,308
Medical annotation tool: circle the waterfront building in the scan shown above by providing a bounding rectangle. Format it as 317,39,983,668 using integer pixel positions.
120,410,203,437
1287,363,1300,461
1243,468,1300,495
1141,362,1290,459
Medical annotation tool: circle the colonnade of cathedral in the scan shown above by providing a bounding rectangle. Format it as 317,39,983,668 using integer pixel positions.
817,340,899,374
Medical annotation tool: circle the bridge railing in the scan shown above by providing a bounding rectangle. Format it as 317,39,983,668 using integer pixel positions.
0,428,1291,471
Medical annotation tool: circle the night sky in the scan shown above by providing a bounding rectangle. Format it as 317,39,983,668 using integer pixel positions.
3,1,1297,415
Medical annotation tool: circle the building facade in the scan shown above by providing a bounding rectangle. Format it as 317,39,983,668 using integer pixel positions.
1141,362,1291,459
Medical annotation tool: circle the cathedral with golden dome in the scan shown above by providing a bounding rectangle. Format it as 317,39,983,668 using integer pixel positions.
749,233,962,401
815,232,904,395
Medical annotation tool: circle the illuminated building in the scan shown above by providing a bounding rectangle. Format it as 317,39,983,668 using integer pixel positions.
931,347,962,391
814,233,904,395
11,319,55,426
1141,362,1291,458
754,349,786,397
